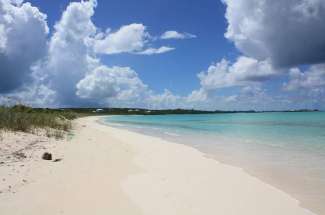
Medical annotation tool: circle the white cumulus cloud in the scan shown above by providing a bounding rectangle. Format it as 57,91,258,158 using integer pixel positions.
137,46,175,55
198,56,277,90
284,64,325,91
94,23,175,55
0,0,49,92
42,0,99,105
94,23,149,54
160,30,196,40
223,0,325,68
2,0,324,110
76,66,147,101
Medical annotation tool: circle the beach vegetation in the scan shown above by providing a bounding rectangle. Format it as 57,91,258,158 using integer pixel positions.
0,104,77,138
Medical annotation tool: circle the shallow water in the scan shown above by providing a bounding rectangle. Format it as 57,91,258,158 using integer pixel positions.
103,112,325,215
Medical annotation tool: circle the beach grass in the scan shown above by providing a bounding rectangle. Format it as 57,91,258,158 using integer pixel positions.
0,105,77,138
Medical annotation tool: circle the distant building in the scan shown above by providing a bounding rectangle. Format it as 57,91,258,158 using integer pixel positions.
128,109,140,112
95,109,104,113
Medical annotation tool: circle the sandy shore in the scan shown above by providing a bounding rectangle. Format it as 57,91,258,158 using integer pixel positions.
0,116,316,215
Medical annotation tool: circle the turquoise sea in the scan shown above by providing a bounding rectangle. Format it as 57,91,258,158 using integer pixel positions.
103,112,325,214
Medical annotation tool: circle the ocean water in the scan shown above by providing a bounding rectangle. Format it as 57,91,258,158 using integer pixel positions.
103,112,325,214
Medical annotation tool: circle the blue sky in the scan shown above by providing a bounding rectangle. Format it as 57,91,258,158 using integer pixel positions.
1,0,325,110
29,0,235,95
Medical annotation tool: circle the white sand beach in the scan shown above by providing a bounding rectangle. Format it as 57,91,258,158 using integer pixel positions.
0,116,316,215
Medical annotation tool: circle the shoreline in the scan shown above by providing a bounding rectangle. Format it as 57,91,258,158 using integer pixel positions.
0,116,316,215
101,114,325,215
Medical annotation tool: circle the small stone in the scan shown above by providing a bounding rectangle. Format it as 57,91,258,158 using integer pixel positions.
53,158,62,162
42,152,52,160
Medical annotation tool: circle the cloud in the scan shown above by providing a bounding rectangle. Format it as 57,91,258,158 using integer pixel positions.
146,89,183,109
137,46,175,55
284,64,325,91
1,0,324,111
160,30,197,40
93,24,175,55
225,95,237,103
281,64,325,109
76,66,147,101
75,66,189,109
93,23,149,54
4,84,57,107
0,0,49,93
187,88,208,103
223,0,325,68
40,1,173,106
183,57,292,110
198,56,277,90
42,0,99,105
0,0,201,109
